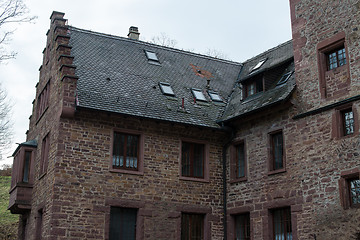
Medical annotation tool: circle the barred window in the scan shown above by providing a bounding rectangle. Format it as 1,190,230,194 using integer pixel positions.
181,213,204,240
109,207,137,240
234,213,250,240
181,142,204,178
272,208,292,240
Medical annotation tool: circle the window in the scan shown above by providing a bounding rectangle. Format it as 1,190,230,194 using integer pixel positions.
250,59,266,72
37,81,50,120
181,213,204,240
277,72,293,86
269,131,284,172
235,142,246,179
341,108,354,136
35,208,43,240
327,47,346,70
272,208,292,240
109,207,137,240
40,134,50,177
244,77,263,98
181,142,204,178
113,132,139,171
208,91,222,102
22,151,31,183
159,82,175,96
339,168,360,209
145,50,159,62
234,213,251,240
192,89,207,102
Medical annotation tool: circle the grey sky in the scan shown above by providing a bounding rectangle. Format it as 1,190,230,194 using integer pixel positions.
0,0,292,165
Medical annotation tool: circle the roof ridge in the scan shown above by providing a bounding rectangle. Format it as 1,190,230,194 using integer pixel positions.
68,26,243,66
243,39,293,63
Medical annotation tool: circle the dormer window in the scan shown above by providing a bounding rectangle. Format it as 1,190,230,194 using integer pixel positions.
145,50,159,62
277,71,293,86
208,91,222,102
192,89,207,102
250,59,266,72
159,82,175,96
243,77,263,98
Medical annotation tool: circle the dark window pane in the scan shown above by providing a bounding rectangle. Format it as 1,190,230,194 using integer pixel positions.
182,142,204,178
327,47,346,70
235,213,250,240
109,207,137,240
272,132,283,170
181,213,204,240
23,151,31,183
113,132,139,170
349,178,360,206
342,109,354,136
236,143,245,178
273,208,292,240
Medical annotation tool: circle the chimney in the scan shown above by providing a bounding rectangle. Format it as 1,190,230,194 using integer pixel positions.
128,26,140,40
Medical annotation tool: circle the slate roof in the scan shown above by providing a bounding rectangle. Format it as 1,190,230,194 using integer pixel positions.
68,26,295,128
69,27,242,129
219,41,296,123
12,139,38,156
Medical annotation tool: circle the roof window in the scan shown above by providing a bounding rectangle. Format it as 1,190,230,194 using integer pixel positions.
159,83,175,96
192,89,207,102
145,50,159,62
208,91,222,102
250,59,266,72
277,71,293,86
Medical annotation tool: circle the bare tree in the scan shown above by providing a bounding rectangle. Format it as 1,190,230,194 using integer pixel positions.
0,83,13,161
0,0,36,62
149,32,178,48
204,48,230,60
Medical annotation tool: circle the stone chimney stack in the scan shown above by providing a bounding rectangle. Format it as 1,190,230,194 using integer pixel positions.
128,26,140,40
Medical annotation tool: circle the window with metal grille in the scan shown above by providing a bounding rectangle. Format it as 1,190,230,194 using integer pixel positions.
181,213,204,240
181,142,204,178
234,213,250,240
341,109,354,136
113,132,139,170
270,131,284,171
272,208,292,240
327,47,346,70
349,178,360,207
109,207,137,240
235,143,246,179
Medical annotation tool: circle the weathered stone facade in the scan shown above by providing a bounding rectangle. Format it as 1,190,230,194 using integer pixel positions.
9,1,360,239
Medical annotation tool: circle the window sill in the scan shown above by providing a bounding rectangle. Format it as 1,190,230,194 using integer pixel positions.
229,176,247,184
268,168,286,176
110,168,144,176
179,176,209,183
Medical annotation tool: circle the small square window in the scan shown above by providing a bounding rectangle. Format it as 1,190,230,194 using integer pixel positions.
234,213,251,240
341,109,354,136
327,47,346,70
145,50,159,62
269,131,284,172
159,83,175,96
113,132,139,171
192,89,207,102
208,91,222,102
181,213,204,240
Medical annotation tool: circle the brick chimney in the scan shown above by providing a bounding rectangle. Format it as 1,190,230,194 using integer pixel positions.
128,26,140,40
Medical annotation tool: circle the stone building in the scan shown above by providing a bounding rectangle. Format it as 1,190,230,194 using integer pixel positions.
8,0,360,239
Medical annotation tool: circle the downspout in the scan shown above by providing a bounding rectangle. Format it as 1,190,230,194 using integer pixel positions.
221,123,236,240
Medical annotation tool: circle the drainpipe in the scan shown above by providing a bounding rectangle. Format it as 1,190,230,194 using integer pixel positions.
221,123,236,240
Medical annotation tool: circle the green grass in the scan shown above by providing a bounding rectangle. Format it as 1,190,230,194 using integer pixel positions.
0,176,18,239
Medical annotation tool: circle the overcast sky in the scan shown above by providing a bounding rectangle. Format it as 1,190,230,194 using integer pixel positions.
0,0,292,165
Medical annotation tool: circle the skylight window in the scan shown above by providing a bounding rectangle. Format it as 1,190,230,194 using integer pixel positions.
208,91,222,102
159,83,175,96
192,89,207,102
277,71,293,86
250,59,266,72
145,51,159,62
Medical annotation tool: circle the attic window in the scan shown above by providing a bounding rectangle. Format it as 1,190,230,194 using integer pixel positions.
277,71,293,86
208,91,222,102
192,89,207,102
159,83,175,96
250,59,266,72
145,51,159,62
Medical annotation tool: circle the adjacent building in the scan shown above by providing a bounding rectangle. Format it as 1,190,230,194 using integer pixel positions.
8,0,360,239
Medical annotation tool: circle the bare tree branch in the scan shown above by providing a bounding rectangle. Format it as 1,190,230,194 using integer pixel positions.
149,32,178,48
0,83,13,161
